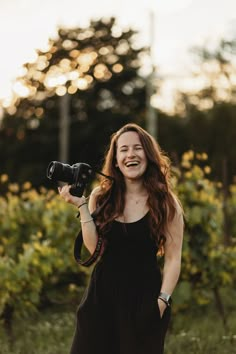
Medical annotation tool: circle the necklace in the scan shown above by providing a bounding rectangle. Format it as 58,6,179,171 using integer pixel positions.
115,192,148,223
128,194,148,205
121,201,148,223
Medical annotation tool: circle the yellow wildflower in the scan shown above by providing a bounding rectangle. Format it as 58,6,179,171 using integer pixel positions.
0,174,8,183
22,181,32,190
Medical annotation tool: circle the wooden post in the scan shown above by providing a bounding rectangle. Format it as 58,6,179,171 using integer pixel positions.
59,93,70,162
146,10,157,140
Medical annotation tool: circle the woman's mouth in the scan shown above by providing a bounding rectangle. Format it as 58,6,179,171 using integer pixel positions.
125,161,140,167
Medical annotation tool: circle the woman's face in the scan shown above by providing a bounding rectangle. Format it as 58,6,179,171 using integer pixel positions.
116,131,148,181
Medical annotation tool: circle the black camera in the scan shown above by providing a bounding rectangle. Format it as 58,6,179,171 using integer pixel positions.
47,161,93,197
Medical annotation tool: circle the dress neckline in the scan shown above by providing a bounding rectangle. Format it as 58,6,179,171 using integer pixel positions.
114,211,149,225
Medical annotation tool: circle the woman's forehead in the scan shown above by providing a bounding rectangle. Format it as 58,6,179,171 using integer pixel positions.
116,131,141,146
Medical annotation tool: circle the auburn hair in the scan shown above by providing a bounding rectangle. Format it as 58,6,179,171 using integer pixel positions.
94,123,182,250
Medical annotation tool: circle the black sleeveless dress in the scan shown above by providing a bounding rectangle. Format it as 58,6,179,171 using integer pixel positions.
70,212,171,354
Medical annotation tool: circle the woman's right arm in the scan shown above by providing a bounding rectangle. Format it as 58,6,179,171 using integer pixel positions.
58,185,100,255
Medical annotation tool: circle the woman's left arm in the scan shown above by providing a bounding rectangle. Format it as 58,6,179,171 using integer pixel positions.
158,204,184,316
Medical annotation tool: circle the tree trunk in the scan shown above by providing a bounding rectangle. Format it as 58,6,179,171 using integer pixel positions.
213,286,228,331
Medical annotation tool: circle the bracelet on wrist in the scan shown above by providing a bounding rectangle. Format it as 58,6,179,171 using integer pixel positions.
76,195,90,218
158,291,172,307
77,201,88,209
80,217,94,224
158,296,169,307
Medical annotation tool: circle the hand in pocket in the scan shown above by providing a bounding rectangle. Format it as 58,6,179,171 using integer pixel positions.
157,298,167,319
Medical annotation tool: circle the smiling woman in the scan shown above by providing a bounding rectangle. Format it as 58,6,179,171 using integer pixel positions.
115,131,148,183
58,123,184,354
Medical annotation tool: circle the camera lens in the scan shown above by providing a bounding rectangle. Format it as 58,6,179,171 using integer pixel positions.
46,161,74,184
47,162,56,179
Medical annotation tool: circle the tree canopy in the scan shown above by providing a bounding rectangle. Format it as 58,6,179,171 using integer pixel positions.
0,17,148,187
158,37,236,185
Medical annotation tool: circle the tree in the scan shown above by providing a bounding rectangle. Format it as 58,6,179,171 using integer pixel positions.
0,17,149,187
173,37,236,185
153,37,236,190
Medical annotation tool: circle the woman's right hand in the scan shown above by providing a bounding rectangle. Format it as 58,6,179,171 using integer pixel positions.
58,184,86,208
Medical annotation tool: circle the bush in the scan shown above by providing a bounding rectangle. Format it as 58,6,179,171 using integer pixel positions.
0,178,87,330
173,152,236,320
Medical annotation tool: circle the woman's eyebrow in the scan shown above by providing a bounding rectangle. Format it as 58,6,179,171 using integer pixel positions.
119,144,142,149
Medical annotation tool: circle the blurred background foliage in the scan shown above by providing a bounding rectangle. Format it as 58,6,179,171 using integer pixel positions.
0,16,236,352
0,180,88,338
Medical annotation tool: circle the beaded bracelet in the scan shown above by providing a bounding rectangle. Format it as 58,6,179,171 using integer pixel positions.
80,217,94,224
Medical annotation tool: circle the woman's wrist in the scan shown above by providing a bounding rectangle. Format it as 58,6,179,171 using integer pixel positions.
75,196,91,218
77,201,88,209
158,292,172,307
76,195,90,208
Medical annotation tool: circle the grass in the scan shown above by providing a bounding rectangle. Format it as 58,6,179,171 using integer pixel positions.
165,307,236,354
0,300,236,354
0,310,75,354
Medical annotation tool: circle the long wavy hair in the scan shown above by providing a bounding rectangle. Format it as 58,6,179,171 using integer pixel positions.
95,123,182,249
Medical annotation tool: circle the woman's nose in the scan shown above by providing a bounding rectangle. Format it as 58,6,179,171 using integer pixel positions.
127,148,136,157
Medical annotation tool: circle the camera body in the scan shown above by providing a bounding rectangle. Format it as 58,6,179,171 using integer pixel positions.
47,161,93,197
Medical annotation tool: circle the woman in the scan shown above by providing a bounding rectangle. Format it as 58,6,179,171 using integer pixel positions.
58,123,184,354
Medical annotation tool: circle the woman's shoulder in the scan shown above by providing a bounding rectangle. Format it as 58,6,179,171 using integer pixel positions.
166,191,184,221
172,193,183,214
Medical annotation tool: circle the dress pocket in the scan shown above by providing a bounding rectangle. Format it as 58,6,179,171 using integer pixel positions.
155,299,161,319
155,299,168,320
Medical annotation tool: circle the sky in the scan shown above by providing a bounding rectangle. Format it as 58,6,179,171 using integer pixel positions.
0,0,235,105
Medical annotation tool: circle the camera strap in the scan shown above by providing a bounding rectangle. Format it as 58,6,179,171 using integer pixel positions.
74,226,104,267
95,170,115,181
74,185,113,267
